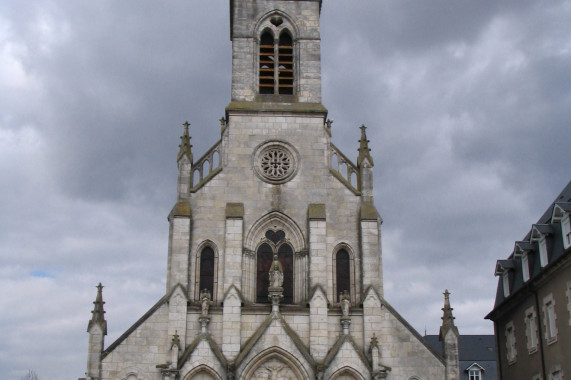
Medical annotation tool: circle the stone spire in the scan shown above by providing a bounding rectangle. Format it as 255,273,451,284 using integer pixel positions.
177,121,193,163
440,290,459,380
357,124,374,168
87,283,107,334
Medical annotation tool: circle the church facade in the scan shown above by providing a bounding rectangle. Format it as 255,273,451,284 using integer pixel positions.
84,1,459,379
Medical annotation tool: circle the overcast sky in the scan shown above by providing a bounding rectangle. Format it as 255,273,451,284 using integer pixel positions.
1,1,570,379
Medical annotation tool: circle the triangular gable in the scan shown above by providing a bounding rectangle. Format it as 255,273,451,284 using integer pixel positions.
464,362,485,372
323,335,371,377
309,284,329,305
235,312,314,374
552,202,571,221
179,333,227,376
222,284,245,304
530,224,554,240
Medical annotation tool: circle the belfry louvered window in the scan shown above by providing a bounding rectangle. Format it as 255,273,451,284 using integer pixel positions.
259,30,294,95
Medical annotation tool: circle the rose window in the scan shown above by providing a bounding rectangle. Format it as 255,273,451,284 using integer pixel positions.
260,148,292,179
253,141,299,184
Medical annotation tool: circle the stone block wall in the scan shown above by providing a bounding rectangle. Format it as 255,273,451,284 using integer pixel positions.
100,304,169,380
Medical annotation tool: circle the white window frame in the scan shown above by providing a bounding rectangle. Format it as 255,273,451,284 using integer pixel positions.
505,321,517,364
469,368,482,380
525,306,538,353
549,365,563,380
521,252,530,282
543,294,558,343
562,214,571,249
538,237,548,267
502,271,510,297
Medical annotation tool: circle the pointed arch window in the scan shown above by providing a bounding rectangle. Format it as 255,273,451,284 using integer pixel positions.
256,230,293,304
199,247,215,297
259,30,294,95
336,249,351,302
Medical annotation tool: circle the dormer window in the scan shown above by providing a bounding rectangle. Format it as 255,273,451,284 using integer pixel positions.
502,272,510,297
465,364,485,380
495,260,515,297
538,238,548,267
514,241,534,282
530,224,553,268
563,215,571,248
552,202,571,249
469,369,481,380
258,28,294,95
521,253,530,282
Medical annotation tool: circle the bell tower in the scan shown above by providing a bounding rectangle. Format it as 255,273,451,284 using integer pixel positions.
228,0,324,106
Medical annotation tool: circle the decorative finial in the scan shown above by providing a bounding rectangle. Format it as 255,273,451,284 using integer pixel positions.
177,121,193,163
88,283,107,334
357,124,374,167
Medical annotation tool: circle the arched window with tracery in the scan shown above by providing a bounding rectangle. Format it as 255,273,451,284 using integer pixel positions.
256,230,294,304
258,28,294,95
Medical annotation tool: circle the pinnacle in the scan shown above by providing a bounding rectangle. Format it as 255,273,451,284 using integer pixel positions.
439,289,459,338
177,121,193,163
88,282,107,334
357,124,374,167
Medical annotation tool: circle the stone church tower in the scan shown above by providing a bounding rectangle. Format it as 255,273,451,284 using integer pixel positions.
84,1,458,379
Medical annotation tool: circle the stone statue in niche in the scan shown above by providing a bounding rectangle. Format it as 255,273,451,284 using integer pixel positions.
200,288,211,317
268,255,284,289
340,290,351,318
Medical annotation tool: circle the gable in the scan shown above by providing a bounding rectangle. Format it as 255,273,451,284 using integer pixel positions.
235,313,314,379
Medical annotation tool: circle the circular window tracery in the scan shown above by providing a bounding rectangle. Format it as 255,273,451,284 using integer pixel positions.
260,148,292,179
253,141,299,184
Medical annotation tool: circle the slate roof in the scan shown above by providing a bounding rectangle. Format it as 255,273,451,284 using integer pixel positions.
487,181,571,315
424,335,497,380
423,335,496,361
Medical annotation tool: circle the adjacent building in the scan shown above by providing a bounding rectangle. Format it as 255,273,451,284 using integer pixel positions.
486,181,571,380
83,1,465,379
